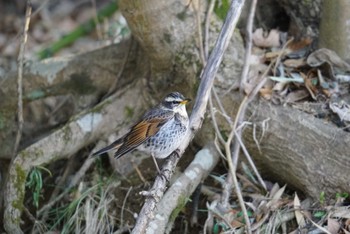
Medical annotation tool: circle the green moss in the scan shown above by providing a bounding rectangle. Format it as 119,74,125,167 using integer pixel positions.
0,112,4,129
91,99,112,114
59,73,97,95
26,89,46,100
12,164,27,212
214,0,230,20
124,106,134,119
65,74,96,94
62,126,72,143
192,78,200,95
302,0,313,6
163,33,172,44
62,127,72,142
169,195,190,223
176,10,187,21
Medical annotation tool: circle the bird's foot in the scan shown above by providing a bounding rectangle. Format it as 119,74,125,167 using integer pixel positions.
157,168,171,183
174,149,181,158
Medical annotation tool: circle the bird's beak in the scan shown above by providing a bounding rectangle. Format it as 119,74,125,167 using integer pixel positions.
180,98,191,105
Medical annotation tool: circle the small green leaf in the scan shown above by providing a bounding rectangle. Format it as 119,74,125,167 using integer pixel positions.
314,210,326,218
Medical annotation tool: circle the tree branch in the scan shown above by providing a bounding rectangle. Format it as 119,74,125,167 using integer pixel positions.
147,143,220,233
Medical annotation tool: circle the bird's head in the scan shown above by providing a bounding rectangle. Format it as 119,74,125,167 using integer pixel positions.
162,92,191,115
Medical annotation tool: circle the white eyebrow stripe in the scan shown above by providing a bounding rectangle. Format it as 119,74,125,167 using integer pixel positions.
165,97,181,102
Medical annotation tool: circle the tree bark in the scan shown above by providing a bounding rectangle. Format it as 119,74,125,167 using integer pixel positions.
215,91,350,198
119,0,202,88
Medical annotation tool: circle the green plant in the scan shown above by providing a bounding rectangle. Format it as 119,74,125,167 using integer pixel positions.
26,166,52,208
319,191,325,205
336,192,349,199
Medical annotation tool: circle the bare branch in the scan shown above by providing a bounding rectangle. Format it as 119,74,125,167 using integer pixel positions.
147,143,220,233
14,1,32,156
239,0,257,91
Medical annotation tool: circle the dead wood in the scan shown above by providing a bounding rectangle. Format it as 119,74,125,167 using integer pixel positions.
218,91,350,199
0,40,137,159
147,143,220,233
3,83,144,233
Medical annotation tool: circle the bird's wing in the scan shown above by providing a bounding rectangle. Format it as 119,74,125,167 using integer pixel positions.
114,109,174,158
92,138,123,156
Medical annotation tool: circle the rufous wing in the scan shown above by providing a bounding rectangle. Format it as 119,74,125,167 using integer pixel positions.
114,115,172,159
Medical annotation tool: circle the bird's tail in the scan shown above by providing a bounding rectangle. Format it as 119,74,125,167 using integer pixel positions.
92,138,123,156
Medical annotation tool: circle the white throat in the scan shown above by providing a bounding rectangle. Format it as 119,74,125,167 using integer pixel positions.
174,104,188,118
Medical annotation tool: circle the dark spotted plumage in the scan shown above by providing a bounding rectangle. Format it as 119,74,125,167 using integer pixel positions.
93,92,190,162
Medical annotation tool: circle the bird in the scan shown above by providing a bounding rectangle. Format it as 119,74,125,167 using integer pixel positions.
93,92,191,173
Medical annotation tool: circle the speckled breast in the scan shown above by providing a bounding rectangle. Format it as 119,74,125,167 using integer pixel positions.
140,117,189,159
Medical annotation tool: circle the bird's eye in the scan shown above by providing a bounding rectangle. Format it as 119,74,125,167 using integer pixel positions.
172,101,179,105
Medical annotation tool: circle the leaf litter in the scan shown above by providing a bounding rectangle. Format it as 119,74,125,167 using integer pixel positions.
209,28,350,234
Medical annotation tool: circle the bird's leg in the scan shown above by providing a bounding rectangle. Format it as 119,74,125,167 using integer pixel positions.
151,154,161,174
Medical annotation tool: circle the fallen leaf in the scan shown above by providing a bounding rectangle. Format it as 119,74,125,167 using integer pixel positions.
287,37,313,50
259,88,272,100
330,206,350,219
286,89,310,103
253,28,281,48
327,218,340,234
329,102,350,122
267,184,286,210
294,193,306,227
307,48,350,72
283,58,306,68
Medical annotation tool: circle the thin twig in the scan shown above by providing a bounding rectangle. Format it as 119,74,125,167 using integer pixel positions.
13,1,32,157
273,37,294,75
221,58,275,233
204,0,216,58
213,87,233,125
240,0,258,91
91,0,103,41
209,94,226,145
235,128,266,190
223,95,252,234
194,0,206,65
120,186,133,228
132,160,147,183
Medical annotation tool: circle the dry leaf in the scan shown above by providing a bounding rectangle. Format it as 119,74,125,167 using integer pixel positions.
329,102,350,122
272,81,288,92
283,58,306,68
307,48,350,72
294,193,306,227
260,88,272,100
286,89,309,103
253,28,281,48
267,184,286,210
327,218,340,234
330,206,350,219
301,72,317,100
287,37,313,51
265,50,286,60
